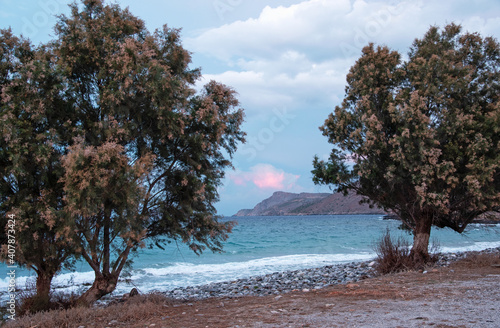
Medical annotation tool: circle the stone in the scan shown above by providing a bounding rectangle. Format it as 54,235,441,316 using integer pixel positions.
152,249,500,302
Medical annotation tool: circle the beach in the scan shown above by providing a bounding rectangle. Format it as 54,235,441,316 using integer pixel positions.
3,214,499,303
5,248,500,328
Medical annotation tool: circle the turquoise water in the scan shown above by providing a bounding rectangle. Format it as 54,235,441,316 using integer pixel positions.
1,215,499,298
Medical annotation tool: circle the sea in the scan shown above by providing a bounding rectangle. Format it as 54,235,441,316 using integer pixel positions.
1,215,500,300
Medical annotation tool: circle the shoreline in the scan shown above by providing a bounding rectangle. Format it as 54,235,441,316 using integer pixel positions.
3,239,499,305
98,246,500,306
4,247,500,327
2,219,499,302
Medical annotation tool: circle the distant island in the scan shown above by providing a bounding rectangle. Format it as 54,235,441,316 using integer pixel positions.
233,191,386,216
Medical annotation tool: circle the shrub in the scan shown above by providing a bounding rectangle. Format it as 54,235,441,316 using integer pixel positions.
2,292,172,328
373,228,413,274
451,251,500,269
15,281,82,317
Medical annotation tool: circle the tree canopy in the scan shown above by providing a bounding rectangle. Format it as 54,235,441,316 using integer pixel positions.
0,28,77,309
313,23,500,263
1,0,245,306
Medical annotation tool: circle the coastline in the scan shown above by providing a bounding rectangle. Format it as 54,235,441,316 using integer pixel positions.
99,247,500,305
5,247,500,327
2,228,499,306
2,217,499,304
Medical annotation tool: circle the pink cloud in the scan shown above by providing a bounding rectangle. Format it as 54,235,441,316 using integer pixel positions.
229,164,299,190
253,170,285,189
230,175,248,186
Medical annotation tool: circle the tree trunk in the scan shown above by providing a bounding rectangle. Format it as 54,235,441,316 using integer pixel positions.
35,271,53,302
25,270,55,313
410,213,432,266
77,273,118,306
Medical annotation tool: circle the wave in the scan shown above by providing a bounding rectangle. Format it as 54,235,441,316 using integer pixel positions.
440,240,500,253
141,253,375,278
123,253,378,294
0,253,375,299
0,270,95,292
1,239,499,301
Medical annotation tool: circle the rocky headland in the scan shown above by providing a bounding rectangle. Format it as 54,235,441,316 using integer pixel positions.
234,191,500,225
233,191,385,216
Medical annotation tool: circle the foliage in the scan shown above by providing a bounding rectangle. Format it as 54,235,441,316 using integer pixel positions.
1,0,245,306
0,28,77,302
313,23,500,262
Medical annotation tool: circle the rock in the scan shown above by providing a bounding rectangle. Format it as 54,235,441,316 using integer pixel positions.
130,287,139,297
154,248,500,302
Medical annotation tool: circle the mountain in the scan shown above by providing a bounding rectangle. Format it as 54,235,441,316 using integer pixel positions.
233,191,386,216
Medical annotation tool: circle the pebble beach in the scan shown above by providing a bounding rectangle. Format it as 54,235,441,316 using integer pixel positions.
138,247,500,302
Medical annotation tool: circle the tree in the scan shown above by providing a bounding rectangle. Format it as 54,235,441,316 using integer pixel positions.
313,24,500,264
1,0,245,306
0,29,77,309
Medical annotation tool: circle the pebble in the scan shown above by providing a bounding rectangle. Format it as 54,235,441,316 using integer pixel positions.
93,247,499,306
162,260,378,300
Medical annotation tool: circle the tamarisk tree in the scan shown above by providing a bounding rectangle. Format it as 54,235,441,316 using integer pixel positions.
0,29,77,308
1,0,245,306
313,24,500,264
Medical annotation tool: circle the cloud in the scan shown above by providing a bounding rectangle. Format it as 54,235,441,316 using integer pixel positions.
200,56,347,106
189,0,428,118
186,0,427,62
200,0,500,215
192,0,500,124
229,163,300,190
189,0,500,78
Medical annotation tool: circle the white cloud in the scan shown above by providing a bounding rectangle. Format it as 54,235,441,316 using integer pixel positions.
199,57,347,116
193,0,500,120
186,0,427,62
188,0,425,118
189,0,500,68
191,0,500,215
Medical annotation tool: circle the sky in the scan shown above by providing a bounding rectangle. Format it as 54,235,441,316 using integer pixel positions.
2,0,500,216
